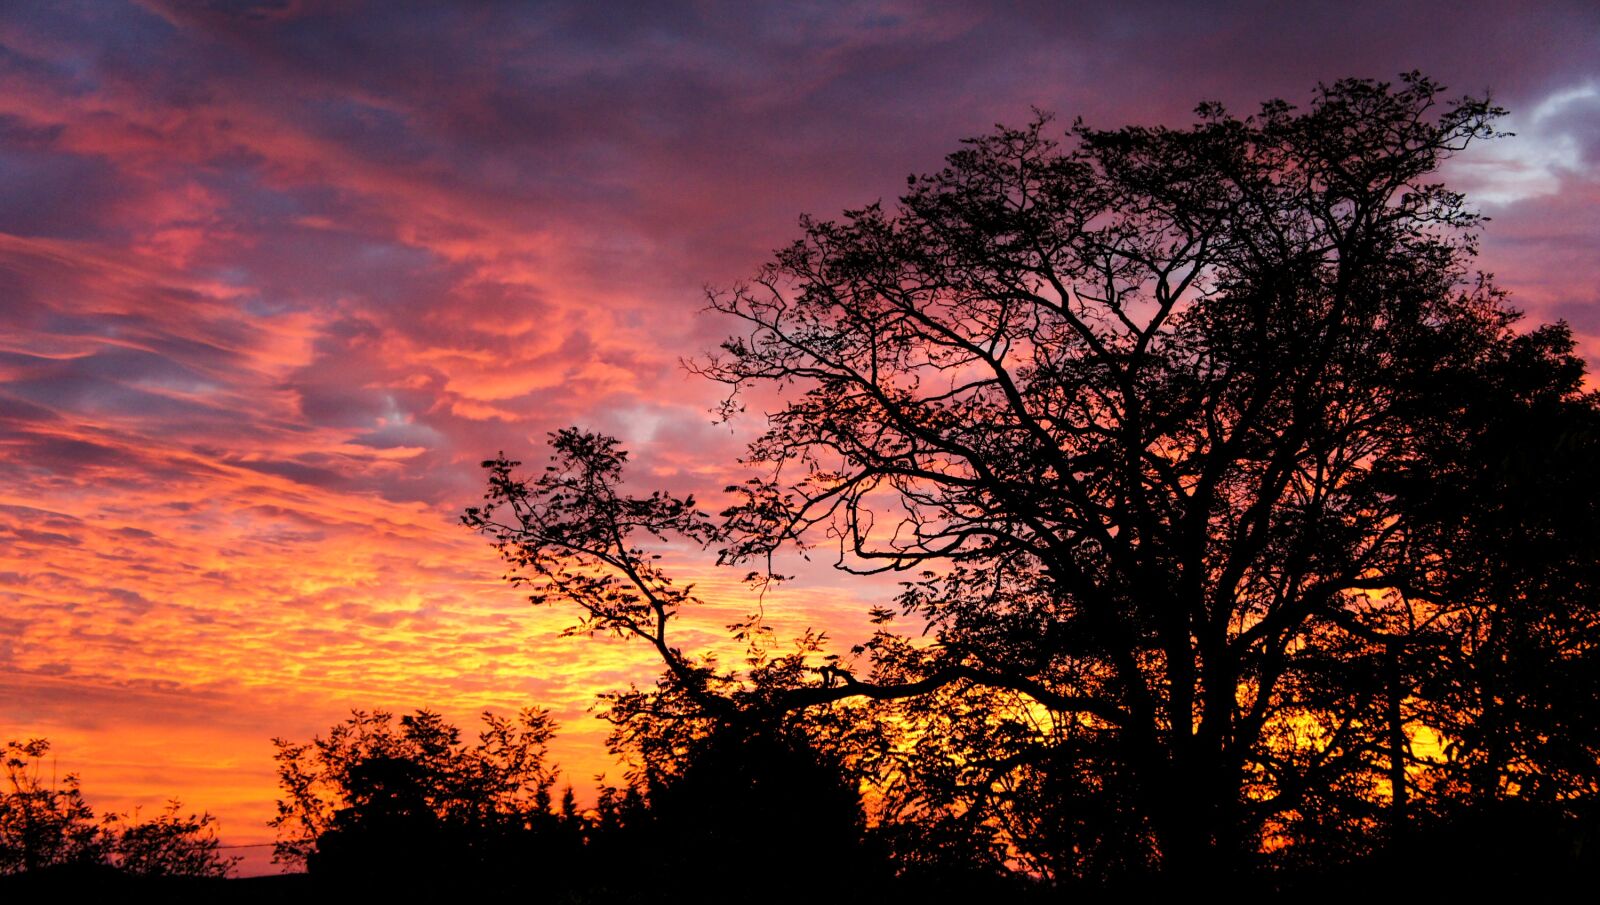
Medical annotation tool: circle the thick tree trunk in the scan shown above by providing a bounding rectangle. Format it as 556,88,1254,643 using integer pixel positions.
1144,752,1246,887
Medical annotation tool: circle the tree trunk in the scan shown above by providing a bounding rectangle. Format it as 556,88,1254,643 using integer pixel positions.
1146,753,1244,887
1387,639,1408,853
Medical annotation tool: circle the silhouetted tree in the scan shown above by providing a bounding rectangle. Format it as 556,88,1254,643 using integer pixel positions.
1,739,237,880
1,740,104,875
101,801,236,879
269,708,572,885
1392,324,1600,883
644,722,882,889
467,74,1600,883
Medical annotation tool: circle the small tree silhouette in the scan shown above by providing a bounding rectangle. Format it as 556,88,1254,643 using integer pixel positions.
2,739,237,879
269,708,572,886
0,740,103,875
102,801,237,878
646,722,880,885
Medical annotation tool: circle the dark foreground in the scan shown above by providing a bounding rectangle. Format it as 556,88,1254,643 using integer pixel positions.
3,858,1593,905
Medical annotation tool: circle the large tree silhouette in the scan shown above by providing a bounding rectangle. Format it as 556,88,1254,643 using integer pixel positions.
467,74,1600,882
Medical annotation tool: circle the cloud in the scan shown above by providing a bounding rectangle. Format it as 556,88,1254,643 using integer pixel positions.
1452,82,1600,204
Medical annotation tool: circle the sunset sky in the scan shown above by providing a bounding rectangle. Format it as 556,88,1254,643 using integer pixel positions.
3,0,1598,875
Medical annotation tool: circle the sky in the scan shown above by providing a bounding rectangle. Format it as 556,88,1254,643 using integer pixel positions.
2,0,1598,876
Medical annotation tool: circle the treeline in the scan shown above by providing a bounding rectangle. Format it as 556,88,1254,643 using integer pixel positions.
272,702,1600,898
8,700,1599,900
266,708,915,902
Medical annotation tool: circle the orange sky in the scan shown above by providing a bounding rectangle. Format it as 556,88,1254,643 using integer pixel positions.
2,0,1598,876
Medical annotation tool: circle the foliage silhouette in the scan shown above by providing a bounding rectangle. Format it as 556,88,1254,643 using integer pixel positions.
1,740,103,875
636,722,883,891
468,73,1600,885
1,739,236,880
269,707,579,887
101,801,235,879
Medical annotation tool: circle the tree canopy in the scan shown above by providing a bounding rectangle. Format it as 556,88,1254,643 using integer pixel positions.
268,707,565,879
466,73,1600,886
